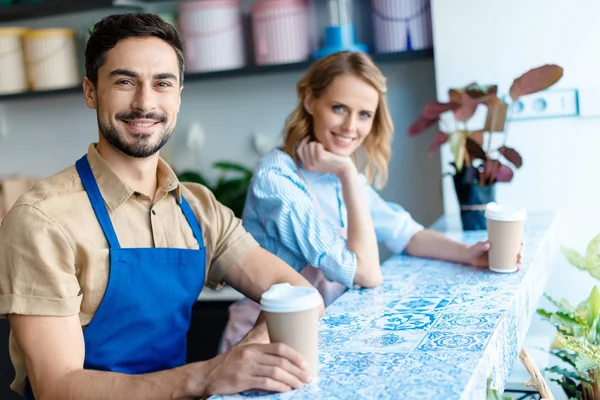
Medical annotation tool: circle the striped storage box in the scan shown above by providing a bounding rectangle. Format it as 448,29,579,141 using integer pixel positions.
251,0,310,66
0,27,28,94
371,0,433,53
23,28,79,90
179,0,245,73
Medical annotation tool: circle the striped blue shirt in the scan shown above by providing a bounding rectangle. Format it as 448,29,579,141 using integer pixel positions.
242,149,424,288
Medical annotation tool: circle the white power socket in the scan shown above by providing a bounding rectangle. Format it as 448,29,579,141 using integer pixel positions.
577,87,600,118
506,88,578,121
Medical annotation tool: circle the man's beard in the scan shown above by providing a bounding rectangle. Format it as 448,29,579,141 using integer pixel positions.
98,110,173,158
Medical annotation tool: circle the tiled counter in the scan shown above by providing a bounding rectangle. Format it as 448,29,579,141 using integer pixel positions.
211,213,557,400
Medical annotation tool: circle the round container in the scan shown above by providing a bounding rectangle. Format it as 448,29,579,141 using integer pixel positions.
0,27,28,95
251,0,310,66
178,0,245,73
23,28,79,91
371,0,433,53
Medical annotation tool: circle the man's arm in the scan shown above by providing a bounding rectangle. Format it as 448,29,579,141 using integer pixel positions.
222,246,325,345
10,309,313,400
9,314,201,400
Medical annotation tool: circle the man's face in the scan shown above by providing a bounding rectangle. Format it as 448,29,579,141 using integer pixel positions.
84,36,182,158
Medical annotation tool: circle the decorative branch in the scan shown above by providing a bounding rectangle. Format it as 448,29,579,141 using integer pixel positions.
519,349,555,399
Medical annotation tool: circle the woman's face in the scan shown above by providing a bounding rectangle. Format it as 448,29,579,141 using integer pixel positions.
304,74,379,157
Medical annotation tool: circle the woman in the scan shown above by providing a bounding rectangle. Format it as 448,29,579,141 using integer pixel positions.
219,51,521,352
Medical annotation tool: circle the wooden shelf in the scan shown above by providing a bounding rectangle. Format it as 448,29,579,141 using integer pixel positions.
0,49,434,102
0,0,118,23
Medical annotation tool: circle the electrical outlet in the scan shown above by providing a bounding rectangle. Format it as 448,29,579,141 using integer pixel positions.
506,88,578,121
577,87,600,118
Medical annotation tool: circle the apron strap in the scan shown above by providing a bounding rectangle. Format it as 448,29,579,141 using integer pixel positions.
75,155,121,249
178,194,205,250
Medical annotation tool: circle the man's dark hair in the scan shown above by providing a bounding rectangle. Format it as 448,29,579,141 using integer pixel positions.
85,13,185,87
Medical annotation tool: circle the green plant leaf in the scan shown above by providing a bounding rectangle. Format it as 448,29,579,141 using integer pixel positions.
551,376,582,399
550,312,588,334
546,365,582,382
537,309,552,320
551,348,579,368
177,171,210,188
449,131,466,172
585,234,600,279
586,287,600,332
575,354,598,375
545,293,577,315
213,162,253,178
562,245,589,270
557,334,600,364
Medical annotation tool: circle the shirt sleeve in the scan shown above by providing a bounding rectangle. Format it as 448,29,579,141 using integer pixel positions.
182,183,260,290
0,204,82,318
250,168,357,288
364,180,425,254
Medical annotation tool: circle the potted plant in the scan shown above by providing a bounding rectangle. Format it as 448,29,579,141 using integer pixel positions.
536,234,600,399
177,161,254,219
408,64,564,230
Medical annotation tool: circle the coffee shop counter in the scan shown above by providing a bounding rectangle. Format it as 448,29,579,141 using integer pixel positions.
210,212,557,400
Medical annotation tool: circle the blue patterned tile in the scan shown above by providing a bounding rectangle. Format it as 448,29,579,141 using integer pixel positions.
432,312,502,332
417,331,493,352
344,330,424,353
322,352,412,377
369,311,441,331
410,350,480,372
386,297,451,312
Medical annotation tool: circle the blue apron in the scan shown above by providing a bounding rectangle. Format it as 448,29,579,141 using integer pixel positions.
26,154,206,399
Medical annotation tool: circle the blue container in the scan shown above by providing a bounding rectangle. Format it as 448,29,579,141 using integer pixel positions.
313,25,368,59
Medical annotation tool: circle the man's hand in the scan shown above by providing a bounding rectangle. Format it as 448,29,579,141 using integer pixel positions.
202,342,313,397
465,241,524,269
297,137,356,179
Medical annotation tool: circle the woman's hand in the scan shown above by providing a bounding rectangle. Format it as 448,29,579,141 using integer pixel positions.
466,241,524,270
297,137,356,179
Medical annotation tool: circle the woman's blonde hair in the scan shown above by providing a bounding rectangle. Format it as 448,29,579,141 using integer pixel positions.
282,51,394,189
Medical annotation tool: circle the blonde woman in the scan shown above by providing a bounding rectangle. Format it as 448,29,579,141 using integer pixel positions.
219,51,522,352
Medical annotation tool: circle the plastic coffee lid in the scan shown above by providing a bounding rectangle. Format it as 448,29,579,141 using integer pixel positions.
260,283,322,313
485,202,527,222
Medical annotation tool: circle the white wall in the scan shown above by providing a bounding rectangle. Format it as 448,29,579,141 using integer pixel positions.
430,0,600,334
0,1,443,228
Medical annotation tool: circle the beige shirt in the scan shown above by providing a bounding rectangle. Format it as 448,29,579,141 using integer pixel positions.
0,143,258,396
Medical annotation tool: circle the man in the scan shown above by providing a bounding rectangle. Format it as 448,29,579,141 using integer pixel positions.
0,13,322,400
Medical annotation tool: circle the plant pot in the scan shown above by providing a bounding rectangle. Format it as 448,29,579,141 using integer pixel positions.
452,166,496,231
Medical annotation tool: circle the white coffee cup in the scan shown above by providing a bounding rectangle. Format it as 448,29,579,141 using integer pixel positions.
260,283,322,377
485,202,527,273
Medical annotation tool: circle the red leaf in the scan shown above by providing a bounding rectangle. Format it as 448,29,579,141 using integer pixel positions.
480,159,514,184
449,89,478,121
495,163,514,182
465,137,486,160
408,116,436,136
465,84,498,101
468,130,484,146
427,131,450,156
498,146,523,169
509,64,564,101
422,101,460,120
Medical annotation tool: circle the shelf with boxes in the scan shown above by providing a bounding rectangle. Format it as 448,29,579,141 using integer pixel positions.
0,0,117,23
0,0,434,102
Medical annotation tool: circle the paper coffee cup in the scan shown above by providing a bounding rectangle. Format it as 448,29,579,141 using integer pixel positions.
485,202,527,273
260,283,321,377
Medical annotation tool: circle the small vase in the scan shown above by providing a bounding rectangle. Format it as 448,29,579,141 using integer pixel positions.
452,166,496,231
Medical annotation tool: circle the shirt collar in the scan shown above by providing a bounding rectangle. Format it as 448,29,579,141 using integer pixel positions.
85,143,182,212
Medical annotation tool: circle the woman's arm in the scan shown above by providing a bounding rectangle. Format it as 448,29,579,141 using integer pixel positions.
337,166,381,287
297,139,381,287
405,229,482,265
